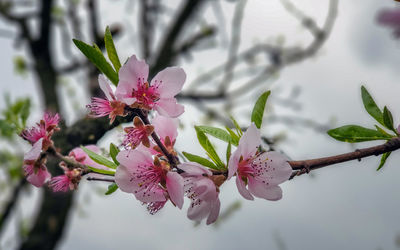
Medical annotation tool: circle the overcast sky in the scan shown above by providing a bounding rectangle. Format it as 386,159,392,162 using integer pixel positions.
1,1,400,250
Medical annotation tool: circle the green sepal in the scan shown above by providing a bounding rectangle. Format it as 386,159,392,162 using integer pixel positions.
105,183,118,195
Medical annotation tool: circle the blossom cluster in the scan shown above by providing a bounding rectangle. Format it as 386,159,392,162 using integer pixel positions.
19,55,292,225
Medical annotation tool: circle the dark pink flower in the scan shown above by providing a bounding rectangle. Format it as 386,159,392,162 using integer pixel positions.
23,138,51,187
122,116,154,149
228,124,292,201
21,124,46,144
21,112,60,146
115,150,184,213
49,167,81,192
43,112,60,131
87,75,126,124
179,162,220,225
115,55,186,118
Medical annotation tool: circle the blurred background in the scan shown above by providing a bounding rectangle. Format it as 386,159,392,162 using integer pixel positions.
1,0,400,249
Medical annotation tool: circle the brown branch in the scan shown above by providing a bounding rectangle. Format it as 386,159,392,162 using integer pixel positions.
87,177,115,183
289,137,400,179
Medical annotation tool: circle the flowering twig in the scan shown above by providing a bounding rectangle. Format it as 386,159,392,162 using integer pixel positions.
86,177,115,183
289,137,400,179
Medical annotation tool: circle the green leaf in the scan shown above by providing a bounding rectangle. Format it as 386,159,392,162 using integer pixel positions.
81,146,118,169
104,26,121,72
327,125,394,142
105,183,118,195
225,126,239,146
230,116,243,136
87,166,116,176
251,90,271,129
197,126,233,144
194,126,225,169
361,86,384,126
374,125,394,138
377,152,391,171
182,151,219,170
109,143,120,165
383,106,395,132
73,39,119,85
226,142,231,164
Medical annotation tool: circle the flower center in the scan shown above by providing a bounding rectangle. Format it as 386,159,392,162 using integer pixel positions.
132,82,159,109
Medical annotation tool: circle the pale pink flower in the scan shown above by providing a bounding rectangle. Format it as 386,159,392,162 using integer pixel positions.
179,162,220,225
49,167,81,192
377,8,400,37
115,55,185,118
87,75,126,124
228,123,292,201
115,150,184,213
122,116,154,149
23,138,51,187
69,145,109,171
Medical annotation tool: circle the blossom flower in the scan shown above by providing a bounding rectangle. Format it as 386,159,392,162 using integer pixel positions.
115,149,184,214
115,55,186,118
377,8,400,37
87,75,126,124
21,112,60,148
122,116,154,149
69,145,109,171
23,138,51,187
179,162,220,225
228,123,292,201
49,166,81,192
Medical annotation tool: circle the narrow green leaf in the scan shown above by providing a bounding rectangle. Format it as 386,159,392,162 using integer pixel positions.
374,125,394,138
230,116,243,136
87,166,116,175
361,86,384,126
226,142,231,164
105,183,118,195
251,90,271,129
194,126,224,169
383,106,395,132
81,146,118,169
327,125,394,142
225,126,239,146
104,26,121,72
182,151,219,170
73,39,119,85
109,143,120,165
377,152,391,171
197,126,233,144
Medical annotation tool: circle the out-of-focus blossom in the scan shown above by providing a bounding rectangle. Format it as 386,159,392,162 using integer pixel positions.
228,124,292,201
115,55,186,118
377,8,400,37
115,150,184,213
69,145,109,171
122,116,154,149
87,75,126,124
23,138,51,187
21,112,60,149
179,162,221,225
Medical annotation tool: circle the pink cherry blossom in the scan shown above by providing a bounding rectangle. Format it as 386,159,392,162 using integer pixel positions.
23,138,51,187
43,112,60,131
87,75,126,124
179,162,220,225
115,55,186,118
69,145,109,171
115,150,184,213
49,167,81,192
122,116,154,149
377,8,400,37
228,123,292,201
21,112,60,146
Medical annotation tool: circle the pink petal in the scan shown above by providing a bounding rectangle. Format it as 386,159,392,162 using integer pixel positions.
238,123,261,159
166,172,184,209
134,186,166,203
24,138,43,161
235,176,254,200
98,74,114,101
69,146,108,170
227,148,240,180
187,199,213,221
206,198,221,225
27,166,51,187
178,162,212,177
154,98,184,118
116,150,153,169
248,177,283,201
193,178,217,201
114,165,136,193
116,55,148,101
253,151,292,186
151,67,186,98
152,115,178,141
